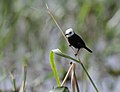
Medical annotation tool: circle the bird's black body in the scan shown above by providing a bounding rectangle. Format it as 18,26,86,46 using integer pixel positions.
68,33,92,55
68,33,85,48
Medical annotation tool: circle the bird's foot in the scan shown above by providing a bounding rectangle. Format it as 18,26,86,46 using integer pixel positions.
75,53,77,56
70,62,73,64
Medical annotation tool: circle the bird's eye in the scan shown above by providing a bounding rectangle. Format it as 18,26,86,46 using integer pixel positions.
69,32,72,34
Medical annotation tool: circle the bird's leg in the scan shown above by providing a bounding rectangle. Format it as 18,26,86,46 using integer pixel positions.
75,49,79,56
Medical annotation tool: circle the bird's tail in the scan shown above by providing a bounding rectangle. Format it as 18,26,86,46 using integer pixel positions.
85,46,92,53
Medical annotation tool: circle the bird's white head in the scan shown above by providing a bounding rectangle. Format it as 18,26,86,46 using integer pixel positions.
65,28,74,37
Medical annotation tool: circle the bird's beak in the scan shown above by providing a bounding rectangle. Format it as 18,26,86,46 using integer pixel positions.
65,34,68,36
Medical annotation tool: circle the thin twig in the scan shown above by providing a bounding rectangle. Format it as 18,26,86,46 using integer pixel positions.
78,59,99,92
46,4,67,43
72,63,80,92
61,63,73,86
46,4,76,54
71,63,75,92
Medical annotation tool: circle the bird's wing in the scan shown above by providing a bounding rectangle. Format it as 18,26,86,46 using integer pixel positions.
74,34,85,46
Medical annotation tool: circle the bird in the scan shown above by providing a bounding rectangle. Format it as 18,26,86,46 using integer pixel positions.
65,28,92,56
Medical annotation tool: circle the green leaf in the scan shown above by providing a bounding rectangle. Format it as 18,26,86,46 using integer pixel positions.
50,50,61,86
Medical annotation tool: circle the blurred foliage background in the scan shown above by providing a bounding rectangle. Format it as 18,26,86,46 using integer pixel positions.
0,0,120,92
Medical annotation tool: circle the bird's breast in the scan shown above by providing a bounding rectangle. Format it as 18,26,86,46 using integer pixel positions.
68,37,80,48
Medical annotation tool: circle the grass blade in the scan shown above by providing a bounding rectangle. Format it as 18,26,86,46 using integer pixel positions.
50,51,61,86
9,72,16,92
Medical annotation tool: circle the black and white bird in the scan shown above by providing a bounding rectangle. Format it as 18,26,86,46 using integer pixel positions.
65,28,92,56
